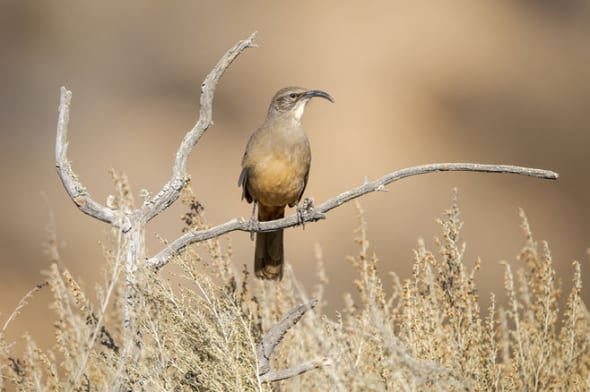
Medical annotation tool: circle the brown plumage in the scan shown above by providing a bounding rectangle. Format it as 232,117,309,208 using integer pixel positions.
239,87,334,280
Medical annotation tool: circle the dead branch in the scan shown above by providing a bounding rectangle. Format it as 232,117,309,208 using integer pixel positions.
55,32,258,230
258,299,328,383
138,33,257,224
55,87,126,229
146,163,558,269
54,33,258,360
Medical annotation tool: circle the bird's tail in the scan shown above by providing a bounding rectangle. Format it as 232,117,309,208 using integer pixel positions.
254,206,285,280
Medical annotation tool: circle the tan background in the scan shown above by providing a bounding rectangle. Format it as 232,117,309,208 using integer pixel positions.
1,1,589,349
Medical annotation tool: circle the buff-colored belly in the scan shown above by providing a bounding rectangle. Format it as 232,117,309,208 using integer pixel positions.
248,154,307,207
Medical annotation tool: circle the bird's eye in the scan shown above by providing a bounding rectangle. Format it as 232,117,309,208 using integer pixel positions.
289,93,297,99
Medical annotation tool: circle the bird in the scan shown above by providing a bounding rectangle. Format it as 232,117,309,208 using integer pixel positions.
238,86,334,280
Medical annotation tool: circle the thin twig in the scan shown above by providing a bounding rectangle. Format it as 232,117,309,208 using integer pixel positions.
147,163,558,269
55,87,126,229
257,300,324,382
138,32,258,224
260,358,331,383
2,282,48,333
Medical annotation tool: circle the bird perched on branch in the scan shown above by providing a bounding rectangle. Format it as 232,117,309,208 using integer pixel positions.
239,87,334,280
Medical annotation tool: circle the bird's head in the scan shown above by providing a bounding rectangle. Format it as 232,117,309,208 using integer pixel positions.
268,87,334,122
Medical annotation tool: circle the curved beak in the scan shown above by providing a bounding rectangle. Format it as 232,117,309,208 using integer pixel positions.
303,89,335,103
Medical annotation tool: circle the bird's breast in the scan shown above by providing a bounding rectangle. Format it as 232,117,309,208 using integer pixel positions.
246,146,310,207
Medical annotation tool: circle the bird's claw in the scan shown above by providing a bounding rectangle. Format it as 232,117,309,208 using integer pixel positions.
248,215,259,241
297,197,315,230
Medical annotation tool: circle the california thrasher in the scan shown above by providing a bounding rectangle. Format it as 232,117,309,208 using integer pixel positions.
239,87,334,280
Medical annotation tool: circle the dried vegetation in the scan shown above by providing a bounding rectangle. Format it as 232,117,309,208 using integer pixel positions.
1,191,588,391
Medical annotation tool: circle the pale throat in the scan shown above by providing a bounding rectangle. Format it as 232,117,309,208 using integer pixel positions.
291,100,309,124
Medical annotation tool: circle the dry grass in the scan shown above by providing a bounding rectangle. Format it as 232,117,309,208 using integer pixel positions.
1,192,589,391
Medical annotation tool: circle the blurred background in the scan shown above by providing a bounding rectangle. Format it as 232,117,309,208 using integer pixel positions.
1,0,589,350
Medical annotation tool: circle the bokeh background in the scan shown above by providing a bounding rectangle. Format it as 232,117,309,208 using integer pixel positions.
1,1,589,350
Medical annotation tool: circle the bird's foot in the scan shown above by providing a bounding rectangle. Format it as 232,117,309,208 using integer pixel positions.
248,215,259,241
247,202,259,241
297,197,315,230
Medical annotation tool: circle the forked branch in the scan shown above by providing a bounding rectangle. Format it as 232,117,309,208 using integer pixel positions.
55,32,258,360
55,32,258,229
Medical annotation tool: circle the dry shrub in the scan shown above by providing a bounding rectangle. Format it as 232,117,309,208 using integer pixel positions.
1,193,588,391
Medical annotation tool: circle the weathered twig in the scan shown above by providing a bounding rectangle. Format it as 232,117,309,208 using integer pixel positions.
139,33,258,224
257,299,328,383
147,163,558,269
55,87,127,230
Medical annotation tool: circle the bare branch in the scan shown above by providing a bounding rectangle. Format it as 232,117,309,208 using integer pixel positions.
55,87,126,229
146,163,558,269
55,33,257,232
55,34,258,351
259,358,330,383
257,300,325,382
139,32,258,224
